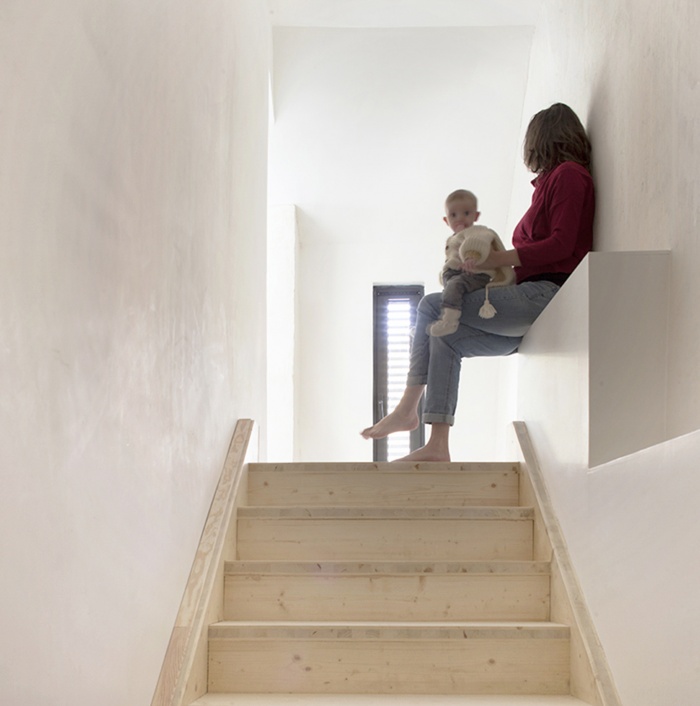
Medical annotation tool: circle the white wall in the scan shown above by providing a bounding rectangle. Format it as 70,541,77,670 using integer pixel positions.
0,2,270,704
512,2,700,703
510,0,700,440
517,253,699,706
269,25,533,461
584,431,700,706
267,0,543,28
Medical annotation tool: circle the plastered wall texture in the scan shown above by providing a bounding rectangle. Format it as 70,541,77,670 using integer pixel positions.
511,0,700,440
0,2,270,704
3,0,700,703
512,2,700,704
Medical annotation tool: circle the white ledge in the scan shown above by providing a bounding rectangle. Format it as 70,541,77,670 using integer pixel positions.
517,251,670,467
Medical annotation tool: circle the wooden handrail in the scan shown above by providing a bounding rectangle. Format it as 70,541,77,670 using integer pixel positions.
151,419,256,706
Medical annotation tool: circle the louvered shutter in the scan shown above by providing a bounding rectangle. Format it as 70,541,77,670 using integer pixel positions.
372,285,425,461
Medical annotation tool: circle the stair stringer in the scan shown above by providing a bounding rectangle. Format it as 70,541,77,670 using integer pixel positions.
514,420,621,706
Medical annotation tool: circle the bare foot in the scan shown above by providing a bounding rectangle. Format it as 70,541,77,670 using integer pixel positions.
360,409,420,440
394,445,450,463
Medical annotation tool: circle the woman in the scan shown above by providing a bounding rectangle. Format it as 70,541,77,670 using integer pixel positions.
361,103,595,461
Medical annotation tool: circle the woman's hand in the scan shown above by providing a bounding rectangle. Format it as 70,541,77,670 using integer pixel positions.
461,257,484,273
462,249,521,272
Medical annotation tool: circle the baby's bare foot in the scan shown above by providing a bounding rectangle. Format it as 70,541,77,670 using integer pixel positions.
360,409,419,440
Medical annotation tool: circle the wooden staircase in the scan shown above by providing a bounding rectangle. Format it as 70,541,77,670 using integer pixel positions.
189,460,593,702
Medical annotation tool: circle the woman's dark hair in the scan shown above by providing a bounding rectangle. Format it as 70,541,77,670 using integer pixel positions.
523,103,592,173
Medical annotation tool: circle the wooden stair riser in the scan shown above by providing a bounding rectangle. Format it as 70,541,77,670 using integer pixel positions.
247,467,519,507
201,460,584,701
207,625,570,695
223,569,550,622
236,517,534,562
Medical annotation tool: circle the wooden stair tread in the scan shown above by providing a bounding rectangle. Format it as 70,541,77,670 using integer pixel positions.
238,506,533,519
193,696,589,705
224,560,550,575
248,462,520,473
210,621,570,640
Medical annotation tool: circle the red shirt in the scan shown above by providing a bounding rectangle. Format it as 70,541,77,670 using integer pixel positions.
513,161,595,284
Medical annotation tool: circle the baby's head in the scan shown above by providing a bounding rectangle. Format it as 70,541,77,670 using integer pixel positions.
444,189,480,233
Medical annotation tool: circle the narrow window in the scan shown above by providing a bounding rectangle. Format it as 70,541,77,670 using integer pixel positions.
373,285,425,462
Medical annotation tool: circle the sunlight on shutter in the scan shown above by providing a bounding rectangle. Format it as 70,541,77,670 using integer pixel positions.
385,298,413,460
373,285,424,462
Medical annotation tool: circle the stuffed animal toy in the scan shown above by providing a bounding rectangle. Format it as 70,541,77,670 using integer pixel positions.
429,225,516,337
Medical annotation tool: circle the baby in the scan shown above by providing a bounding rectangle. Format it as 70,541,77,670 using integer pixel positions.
429,190,515,337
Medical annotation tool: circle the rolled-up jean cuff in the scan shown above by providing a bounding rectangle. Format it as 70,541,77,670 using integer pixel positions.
423,412,455,426
406,375,427,386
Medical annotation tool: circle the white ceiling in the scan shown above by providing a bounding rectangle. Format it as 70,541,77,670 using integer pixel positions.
267,0,543,28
